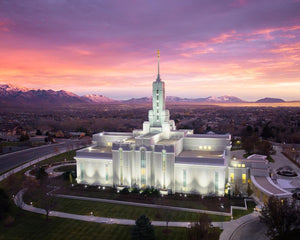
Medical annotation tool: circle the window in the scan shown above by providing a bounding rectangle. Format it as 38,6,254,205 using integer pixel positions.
141,149,146,187
183,169,187,191
242,174,246,184
162,150,166,189
233,163,237,167
80,163,84,179
204,146,207,150
242,164,245,168
208,146,211,150
238,164,241,168
215,172,219,193
230,173,234,183
119,148,123,185
141,149,146,168
199,146,203,150
105,163,109,184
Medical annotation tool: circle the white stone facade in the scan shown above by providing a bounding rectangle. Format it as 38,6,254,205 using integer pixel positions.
76,54,236,195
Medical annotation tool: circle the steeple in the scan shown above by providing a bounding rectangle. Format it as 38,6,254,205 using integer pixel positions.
156,49,161,82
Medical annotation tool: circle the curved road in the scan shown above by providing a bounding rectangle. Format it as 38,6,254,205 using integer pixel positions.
230,218,268,240
0,139,85,174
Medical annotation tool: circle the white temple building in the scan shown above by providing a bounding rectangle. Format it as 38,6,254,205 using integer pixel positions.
75,52,284,197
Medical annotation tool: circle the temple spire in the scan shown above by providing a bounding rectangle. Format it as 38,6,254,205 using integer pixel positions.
156,50,161,81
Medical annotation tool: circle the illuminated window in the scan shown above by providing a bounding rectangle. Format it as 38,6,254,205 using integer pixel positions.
208,146,211,150
199,146,203,150
242,164,245,168
242,174,246,184
107,142,112,146
204,146,207,150
230,173,234,183
233,163,237,167
238,164,241,168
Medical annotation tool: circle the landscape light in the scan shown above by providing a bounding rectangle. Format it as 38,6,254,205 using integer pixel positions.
90,211,93,216
103,186,105,190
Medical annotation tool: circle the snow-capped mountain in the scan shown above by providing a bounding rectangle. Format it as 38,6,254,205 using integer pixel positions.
82,94,117,103
205,95,245,103
0,84,85,105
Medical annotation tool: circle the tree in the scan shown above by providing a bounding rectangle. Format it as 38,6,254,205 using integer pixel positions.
256,140,273,156
40,176,57,221
36,129,42,135
186,214,219,240
19,133,29,142
131,215,155,240
260,196,300,240
0,188,10,220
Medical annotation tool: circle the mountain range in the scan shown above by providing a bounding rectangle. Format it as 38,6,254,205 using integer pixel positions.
0,84,287,105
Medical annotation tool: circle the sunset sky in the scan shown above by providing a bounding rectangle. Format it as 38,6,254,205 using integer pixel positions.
0,0,299,101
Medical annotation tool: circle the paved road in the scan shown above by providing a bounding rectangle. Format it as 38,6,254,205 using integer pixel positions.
229,218,268,240
0,139,84,174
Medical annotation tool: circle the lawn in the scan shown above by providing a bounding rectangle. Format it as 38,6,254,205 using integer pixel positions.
53,164,76,172
24,195,231,222
55,184,242,213
232,201,256,220
0,209,189,240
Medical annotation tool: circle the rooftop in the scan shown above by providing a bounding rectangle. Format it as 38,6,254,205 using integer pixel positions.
185,134,230,139
252,176,289,195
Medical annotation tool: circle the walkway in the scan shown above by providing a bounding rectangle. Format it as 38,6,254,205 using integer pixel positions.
219,211,263,240
15,188,262,237
15,189,195,228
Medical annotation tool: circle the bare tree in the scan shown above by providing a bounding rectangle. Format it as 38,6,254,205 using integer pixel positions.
260,196,300,240
38,176,57,221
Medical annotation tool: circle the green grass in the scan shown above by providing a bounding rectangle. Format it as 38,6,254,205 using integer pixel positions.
0,209,189,240
53,165,76,172
56,185,239,213
0,142,23,147
266,155,274,162
232,201,256,220
25,196,231,222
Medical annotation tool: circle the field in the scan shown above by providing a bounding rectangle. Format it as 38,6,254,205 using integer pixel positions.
0,209,189,240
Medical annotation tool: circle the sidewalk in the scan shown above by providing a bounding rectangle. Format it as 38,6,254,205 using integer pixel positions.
219,211,260,240
15,189,192,228
15,189,259,231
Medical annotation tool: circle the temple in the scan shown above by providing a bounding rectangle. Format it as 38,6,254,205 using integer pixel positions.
75,51,283,197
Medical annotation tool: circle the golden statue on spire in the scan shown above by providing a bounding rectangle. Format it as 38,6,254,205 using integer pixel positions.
157,49,160,58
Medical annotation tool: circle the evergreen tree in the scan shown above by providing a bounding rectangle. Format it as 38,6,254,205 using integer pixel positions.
131,215,155,240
